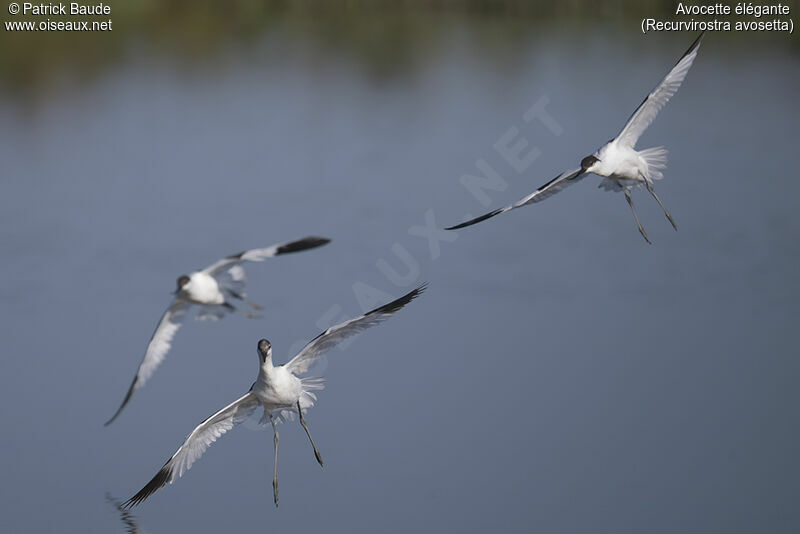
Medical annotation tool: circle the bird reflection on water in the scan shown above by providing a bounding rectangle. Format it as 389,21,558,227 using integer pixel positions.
105,494,147,534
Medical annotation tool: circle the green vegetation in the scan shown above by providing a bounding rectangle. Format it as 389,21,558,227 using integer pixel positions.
0,0,795,96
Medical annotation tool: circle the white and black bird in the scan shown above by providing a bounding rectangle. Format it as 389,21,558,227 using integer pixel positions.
105,236,331,426
122,284,426,508
447,32,705,243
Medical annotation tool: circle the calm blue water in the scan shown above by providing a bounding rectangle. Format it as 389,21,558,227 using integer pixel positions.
0,21,798,534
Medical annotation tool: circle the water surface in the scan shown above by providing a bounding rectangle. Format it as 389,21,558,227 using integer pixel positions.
0,14,798,534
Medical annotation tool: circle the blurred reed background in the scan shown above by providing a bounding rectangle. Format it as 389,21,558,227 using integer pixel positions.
1,0,796,100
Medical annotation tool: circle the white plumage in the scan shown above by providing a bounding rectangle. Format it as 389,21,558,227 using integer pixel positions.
122,284,426,508
447,32,705,243
105,236,330,426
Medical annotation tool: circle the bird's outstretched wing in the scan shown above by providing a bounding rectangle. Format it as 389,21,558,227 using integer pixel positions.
616,31,705,148
446,168,585,230
123,392,260,508
105,300,190,426
284,284,427,375
202,236,331,280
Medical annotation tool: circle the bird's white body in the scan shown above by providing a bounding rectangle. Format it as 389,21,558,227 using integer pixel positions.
588,141,668,192
254,355,307,411
592,143,647,183
181,271,225,305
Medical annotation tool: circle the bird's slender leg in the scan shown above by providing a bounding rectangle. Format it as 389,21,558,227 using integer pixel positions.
645,180,678,231
297,401,323,467
270,415,280,506
225,290,264,311
222,301,262,319
624,189,651,244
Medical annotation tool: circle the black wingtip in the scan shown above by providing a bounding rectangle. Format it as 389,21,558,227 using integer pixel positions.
445,208,504,230
104,377,137,427
103,405,125,427
275,236,331,255
684,30,706,58
122,463,172,509
368,283,427,317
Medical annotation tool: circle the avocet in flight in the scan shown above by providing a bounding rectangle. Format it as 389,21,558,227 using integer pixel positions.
105,236,330,426
122,284,426,507
447,32,705,243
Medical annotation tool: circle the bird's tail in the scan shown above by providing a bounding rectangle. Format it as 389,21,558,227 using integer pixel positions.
640,146,669,181
299,377,325,412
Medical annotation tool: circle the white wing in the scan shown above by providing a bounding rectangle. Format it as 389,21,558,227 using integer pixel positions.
202,236,330,283
284,284,426,375
105,300,190,426
446,168,586,230
123,392,260,508
616,31,704,148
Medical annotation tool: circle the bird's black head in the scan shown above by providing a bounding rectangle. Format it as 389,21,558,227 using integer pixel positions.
175,275,190,293
581,155,600,171
257,339,272,362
